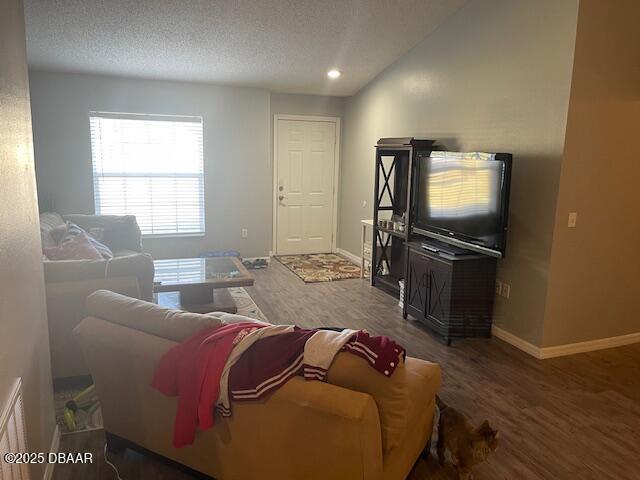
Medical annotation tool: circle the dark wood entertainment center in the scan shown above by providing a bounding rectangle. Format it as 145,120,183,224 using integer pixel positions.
403,242,496,345
371,138,502,344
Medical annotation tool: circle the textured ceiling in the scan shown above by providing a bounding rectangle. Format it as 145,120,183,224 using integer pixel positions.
24,0,465,96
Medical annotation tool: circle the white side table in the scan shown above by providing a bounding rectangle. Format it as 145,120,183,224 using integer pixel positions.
361,219,374,279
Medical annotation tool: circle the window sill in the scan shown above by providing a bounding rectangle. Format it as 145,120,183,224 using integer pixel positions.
143,233,206,239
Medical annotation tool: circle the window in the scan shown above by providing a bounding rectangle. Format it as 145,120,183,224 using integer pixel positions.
90,112,205,236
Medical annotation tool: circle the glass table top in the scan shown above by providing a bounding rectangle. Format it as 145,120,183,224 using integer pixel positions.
153,257,250,287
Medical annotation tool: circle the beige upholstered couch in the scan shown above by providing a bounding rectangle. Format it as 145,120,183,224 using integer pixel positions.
40,212,154,380
74,290,442,480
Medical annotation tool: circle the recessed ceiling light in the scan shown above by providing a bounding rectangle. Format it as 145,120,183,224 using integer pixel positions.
327,69,342,79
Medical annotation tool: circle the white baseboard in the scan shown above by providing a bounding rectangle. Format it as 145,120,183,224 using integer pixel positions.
335,248,361,265
539,331,640,359
491,326,542,358
43,425,61,480
492,325,640,359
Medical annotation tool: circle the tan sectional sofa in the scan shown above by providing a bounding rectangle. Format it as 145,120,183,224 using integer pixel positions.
40,212,154,380
73,290,442,480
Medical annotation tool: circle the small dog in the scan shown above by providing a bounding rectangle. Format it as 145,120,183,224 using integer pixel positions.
434,396,499,480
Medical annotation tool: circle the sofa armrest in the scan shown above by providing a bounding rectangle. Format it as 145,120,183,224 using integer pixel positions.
62,214,143,252
73,317,384,480
229,376,384,480
43,253,154,301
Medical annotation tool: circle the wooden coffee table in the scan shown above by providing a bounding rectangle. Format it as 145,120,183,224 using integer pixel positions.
153,257,254,314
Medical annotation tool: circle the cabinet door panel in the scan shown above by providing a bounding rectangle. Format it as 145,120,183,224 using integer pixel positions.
427,259,451,323
407,252,429,315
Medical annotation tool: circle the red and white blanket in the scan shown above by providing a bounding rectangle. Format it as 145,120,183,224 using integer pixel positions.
153,322,405,447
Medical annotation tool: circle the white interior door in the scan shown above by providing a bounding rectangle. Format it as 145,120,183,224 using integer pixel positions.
276,119,337,255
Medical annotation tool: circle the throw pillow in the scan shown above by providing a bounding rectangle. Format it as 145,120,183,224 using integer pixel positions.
44,232,103,261
39,212,65,248
49,222,70,245
54,222,114,259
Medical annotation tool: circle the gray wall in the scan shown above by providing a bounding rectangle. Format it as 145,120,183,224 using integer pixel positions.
270,93,344,119
338,0,579,345
30,71,272,259
29,74,346,259
0,1,56,477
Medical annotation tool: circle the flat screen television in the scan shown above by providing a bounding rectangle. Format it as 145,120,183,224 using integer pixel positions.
412,153,512,258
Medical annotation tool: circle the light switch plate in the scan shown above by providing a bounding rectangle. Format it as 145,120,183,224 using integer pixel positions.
568,212,577,228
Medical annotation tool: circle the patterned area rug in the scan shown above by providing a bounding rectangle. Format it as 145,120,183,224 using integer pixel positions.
54,287,267,435
228,286,269,322
276,253,361,283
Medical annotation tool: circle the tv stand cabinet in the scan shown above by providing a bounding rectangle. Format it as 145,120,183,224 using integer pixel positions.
403,242,497,345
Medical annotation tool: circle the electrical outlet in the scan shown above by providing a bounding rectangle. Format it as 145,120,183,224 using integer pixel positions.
241,228,248,238
502,283,511,299
568,212,577,228
362,200,367,208
495,280,502,295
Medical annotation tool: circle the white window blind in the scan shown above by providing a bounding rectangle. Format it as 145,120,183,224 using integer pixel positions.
90,112,205,236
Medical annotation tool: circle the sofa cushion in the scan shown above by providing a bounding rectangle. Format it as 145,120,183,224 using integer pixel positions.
42,253,155,301
85,290,223,342
44,232,104,261
63,214,142,252
39,212,66,249
326,350,408,453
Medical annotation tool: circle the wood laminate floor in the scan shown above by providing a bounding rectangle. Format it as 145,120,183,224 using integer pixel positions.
52,260,640,480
